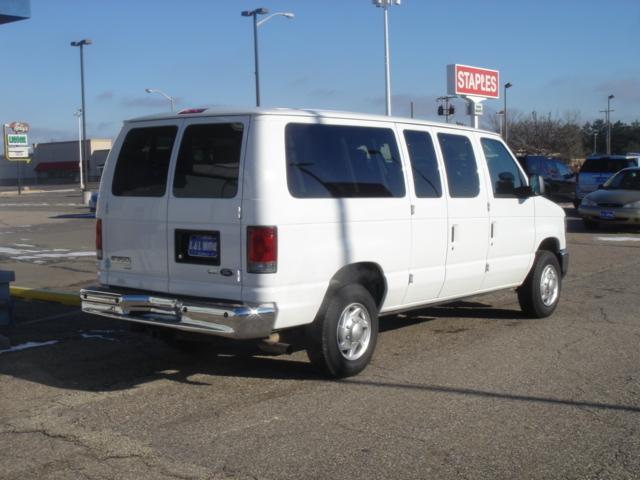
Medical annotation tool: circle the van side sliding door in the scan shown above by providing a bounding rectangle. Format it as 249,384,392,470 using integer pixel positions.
398,126,448,305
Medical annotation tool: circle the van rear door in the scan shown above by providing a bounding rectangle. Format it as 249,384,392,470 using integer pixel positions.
103,120,180,292
166,116,249,300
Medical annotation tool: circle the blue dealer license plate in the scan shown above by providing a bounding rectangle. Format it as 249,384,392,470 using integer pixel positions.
187,234,218,258
599,210,615,220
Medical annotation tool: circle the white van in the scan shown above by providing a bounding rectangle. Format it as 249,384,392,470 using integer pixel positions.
81,108,568,378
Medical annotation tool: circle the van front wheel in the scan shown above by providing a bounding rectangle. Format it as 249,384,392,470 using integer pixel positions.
517,251,561,318
306,284,378,378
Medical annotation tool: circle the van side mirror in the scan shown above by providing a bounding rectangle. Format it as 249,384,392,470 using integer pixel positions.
529,175,545,196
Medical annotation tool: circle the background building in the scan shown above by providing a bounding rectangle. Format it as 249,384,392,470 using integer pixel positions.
0,138,111,186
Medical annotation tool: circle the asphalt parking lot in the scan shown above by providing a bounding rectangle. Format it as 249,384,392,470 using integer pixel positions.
1,186,640,479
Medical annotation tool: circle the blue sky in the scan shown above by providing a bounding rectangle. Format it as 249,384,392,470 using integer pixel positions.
1,0,639,144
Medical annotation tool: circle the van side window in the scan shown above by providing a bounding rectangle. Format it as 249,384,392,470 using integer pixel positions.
437,133,479,198
286,124,405,198
403,130,442,198
112,126,177,197
480,138,525,198
173,123,243,198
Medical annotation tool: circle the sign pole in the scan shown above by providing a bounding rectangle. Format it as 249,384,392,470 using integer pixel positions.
16,157,22,195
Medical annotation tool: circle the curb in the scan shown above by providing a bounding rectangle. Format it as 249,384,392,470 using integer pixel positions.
10,286,80,307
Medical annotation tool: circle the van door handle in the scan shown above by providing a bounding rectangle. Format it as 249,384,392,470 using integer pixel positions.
491,221,496,239
451,224,458,243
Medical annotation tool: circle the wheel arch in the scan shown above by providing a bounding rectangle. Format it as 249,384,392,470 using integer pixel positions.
324,262,387,312
536,237,562,266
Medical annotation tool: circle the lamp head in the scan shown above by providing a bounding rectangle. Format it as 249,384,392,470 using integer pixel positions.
608,94,615,100
505,82,513,89
70,39,92,47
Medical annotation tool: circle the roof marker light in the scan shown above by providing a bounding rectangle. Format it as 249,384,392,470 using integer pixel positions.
178,108,207,115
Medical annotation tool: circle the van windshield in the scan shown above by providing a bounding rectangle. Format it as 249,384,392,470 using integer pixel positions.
580,158,633,173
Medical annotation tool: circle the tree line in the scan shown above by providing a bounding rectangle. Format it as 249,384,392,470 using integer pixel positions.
487,111,640,164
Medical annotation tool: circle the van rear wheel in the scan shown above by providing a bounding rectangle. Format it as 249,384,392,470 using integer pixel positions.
306,284,378,378
517,251,561,318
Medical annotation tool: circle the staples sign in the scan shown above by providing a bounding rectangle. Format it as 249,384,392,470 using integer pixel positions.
447,64,500,99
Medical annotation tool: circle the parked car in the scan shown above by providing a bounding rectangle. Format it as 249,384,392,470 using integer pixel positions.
80,107,568,378
517,155,576,203
578,167,640,229
575,155,640,208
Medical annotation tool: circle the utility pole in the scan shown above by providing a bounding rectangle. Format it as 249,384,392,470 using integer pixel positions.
600,94,615,155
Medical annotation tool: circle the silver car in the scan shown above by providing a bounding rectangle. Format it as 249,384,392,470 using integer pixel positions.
578,167,640,229
575,155,640,207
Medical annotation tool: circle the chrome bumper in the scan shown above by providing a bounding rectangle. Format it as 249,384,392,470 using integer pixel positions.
80,287,276,339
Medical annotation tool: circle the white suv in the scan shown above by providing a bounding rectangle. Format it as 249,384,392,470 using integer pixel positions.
81,108,568,378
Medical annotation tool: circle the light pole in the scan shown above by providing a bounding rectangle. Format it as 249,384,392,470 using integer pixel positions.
606,94,614,155
372,0,401,116
74,108,84,190
496,110,505,137
241,8,295,107
71,38,92,191
145,88,175,112
592,131,598,154
503,82,512,142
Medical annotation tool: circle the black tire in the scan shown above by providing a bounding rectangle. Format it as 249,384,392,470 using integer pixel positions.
582,218,598,230
306,284,379,378
518,251,562,318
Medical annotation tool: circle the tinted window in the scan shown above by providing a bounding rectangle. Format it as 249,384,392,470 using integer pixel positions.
173,123,243,198
580,158,634,173
437,133,479,198
403,130,442,198
286,123,405,198
554,160,573,177
605,170,640,190
481,138,525,198
525,157,542,175
112,126,177,197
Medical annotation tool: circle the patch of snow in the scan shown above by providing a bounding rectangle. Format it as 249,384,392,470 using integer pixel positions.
13,243,35,248
595,236,640,242
0,340,59,354
80,333,116,342
12,251,95,260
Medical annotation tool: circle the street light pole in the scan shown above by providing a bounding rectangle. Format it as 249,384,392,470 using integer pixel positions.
242,8,294,107
373,0,400,116
593,132,598,154
503,82,512,142
74,109,84,190
608,94,614,154
145,88,175,112
71,39,92,191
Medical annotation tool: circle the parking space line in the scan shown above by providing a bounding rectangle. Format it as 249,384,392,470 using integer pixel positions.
19,310,80,326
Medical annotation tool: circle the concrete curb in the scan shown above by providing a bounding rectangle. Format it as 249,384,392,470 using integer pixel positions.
10,286,80,307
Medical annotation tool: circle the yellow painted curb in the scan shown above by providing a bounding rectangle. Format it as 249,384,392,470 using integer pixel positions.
10,286,80,307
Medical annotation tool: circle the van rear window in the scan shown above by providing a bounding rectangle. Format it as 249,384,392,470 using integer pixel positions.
580,158,633,173
173,123,243,198
285,123,405,198
112,126,177,197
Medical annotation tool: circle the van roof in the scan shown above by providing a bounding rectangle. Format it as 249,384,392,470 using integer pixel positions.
125,106,497,135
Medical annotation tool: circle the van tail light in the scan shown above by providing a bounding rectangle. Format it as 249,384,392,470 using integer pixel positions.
96,219,103,260
247,226,277,274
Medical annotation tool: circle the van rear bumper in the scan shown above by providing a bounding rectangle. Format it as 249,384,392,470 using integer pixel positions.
80,287,276,339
